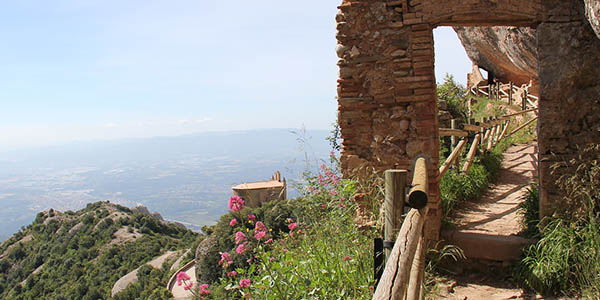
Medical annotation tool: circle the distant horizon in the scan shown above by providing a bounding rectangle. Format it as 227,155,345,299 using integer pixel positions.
0,1,471,152
0,126,333,154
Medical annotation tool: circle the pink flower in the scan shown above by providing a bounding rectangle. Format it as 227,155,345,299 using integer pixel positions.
229,218,237,227
264,238,273,244
344,256,352,261
235,231,247,245
288,222,298,231
183,281,194,290
176,272,191,286
254,230,266,240
290,232,294,238
282,248,288,253
240,278,251,289
228,195,245,212
247,214,256,221
254,221,266,233
321,203,327,209
218,252,233,268
236,242,248,254
199,284,210,295
227,271,238,277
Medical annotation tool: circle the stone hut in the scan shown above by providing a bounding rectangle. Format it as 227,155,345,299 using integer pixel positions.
232,171,287,208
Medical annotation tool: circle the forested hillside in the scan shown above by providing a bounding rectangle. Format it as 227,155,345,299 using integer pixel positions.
0,202,198,300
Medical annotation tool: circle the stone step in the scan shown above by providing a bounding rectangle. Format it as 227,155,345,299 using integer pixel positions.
442,230,536,262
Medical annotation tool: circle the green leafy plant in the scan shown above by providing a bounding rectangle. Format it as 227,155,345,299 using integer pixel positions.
199,156,376,300
437,74,468,121
518,144,600,297
518,183,540,238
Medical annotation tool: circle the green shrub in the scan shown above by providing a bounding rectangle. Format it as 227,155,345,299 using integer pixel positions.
518,144,600,296
437,74,468,121
518,183,540,238
440,164,489,219
519,217,600,296
198,158,376,299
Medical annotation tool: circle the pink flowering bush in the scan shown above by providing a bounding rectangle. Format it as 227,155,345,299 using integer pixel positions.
177,271,210,299
228,195,245,212
197,152,375,299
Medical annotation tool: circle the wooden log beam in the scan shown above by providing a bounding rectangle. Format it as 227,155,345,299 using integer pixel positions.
438,138,467,180
406,225,426,300
487,125,497,151
372,208,427,300
461,133,481,174
408,158,428,209
507,116,538,137
461,124,483,132
492,124,502,147
502,108,538,119
497,121,510,143
439,128,469,137
384,170,407,260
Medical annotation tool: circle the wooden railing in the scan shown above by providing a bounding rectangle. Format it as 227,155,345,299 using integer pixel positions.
437,107,537,179
374,158,428,300
372,103,538,300
469,81,538,110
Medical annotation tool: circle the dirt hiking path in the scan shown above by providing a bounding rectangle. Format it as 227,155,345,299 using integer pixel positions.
439,143,545,300
453,143,537,236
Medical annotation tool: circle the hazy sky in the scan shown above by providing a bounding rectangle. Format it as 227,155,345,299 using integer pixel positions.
0,1,471,151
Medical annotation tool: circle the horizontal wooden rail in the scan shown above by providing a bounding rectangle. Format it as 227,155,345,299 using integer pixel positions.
439,128,469,137
408,157,428,209
507,116,538,137
438,138,467,180
502,108,538,119
462,124,483,132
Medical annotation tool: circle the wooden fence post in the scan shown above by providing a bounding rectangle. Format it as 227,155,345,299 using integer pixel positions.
523,90,528,110
509,82,513,105
498,121,510,143
487,124,496,151
384,170,406,260
462,133,481,174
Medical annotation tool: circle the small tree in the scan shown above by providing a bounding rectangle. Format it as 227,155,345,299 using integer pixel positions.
437,74,467,121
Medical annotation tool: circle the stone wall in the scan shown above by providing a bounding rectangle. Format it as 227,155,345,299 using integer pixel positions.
336,0,441,240
337,0,600,240
538,0,600,217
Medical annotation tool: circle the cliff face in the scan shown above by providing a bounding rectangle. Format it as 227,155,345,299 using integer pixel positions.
453,26,538,87
453,0,600,88
585,0,600,38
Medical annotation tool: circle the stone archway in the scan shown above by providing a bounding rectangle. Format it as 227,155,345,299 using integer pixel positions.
336,0,600,241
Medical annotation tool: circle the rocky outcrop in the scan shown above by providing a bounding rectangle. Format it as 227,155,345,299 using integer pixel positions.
585,0,600,38
453,26,538,88
194,234,219,284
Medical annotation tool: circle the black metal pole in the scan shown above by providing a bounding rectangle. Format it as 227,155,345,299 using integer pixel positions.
374,238,384,288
